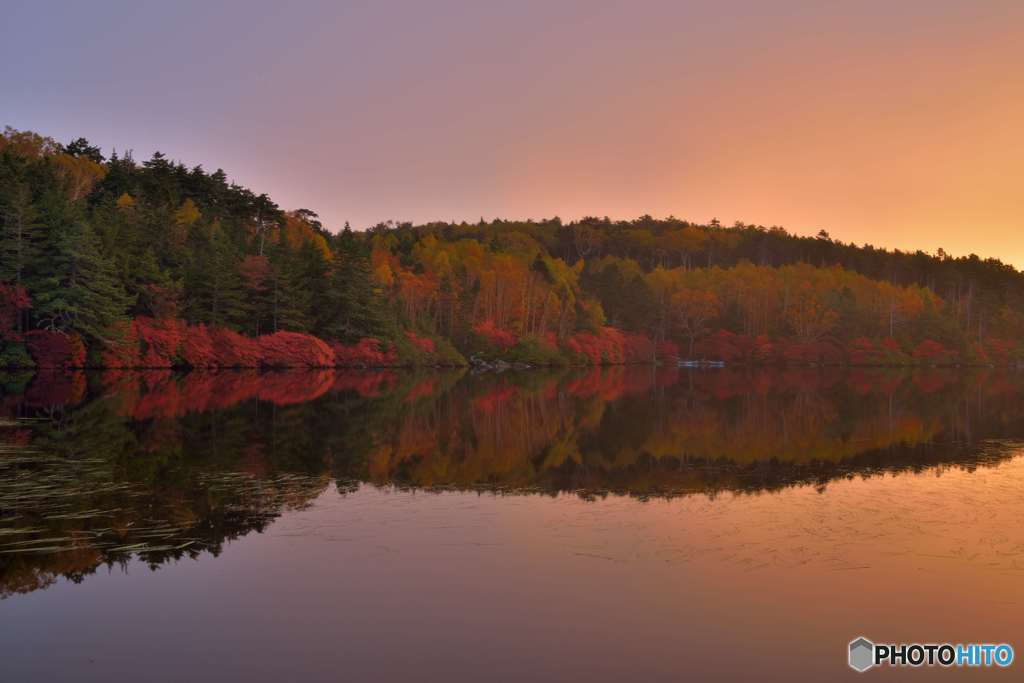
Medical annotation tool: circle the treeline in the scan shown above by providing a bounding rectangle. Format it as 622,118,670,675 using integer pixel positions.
2,125,1024,369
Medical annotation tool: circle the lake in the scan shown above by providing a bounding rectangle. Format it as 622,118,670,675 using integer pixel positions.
1,366,1022,681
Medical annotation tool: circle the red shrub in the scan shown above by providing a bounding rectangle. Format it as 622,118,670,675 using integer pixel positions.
564,327,626,364
752,335,775,363
103,320,142,367
135,317,186,366
880,337,902,354
178,324,263,367
847,337,881,365
621,332,655,362
205,326,262,367
985,338,1016,364
330,338,398,367
405,331,435,354
473,320,517,350
25,330,87,368
259,331,336,368
697,329,743,362
913,339,954,365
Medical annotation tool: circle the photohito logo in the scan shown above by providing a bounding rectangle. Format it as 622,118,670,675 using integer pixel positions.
848,637,1013,672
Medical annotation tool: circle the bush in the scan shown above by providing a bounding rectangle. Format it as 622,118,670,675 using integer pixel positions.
330,338,398,367
259,331,336,368
25,330,87,369
395,331,465,366
505,335,567,365
183,325,263,368
473,320,517,351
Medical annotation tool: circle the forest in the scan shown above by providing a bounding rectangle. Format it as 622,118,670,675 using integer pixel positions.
3,125,1024,370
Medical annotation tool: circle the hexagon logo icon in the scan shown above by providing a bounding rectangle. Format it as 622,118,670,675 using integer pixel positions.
849,637,875,672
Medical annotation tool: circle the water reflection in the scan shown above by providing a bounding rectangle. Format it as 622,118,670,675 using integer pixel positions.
1,366,1022,597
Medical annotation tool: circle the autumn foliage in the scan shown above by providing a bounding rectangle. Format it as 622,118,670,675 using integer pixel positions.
259,331,336,368
24,330,87,369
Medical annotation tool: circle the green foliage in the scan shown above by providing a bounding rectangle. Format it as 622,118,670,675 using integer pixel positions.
505,336,568,366
33,222,133,343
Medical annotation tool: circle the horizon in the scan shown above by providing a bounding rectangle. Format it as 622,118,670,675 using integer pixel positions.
3,0,1022,267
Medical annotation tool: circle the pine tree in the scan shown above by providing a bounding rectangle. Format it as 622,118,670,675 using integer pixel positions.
267,243,312,333
324,232,385,342
0,179,45,289
33,222,134,342
183,227,247,329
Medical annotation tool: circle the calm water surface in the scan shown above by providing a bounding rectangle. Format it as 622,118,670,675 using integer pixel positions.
1,366,1022,681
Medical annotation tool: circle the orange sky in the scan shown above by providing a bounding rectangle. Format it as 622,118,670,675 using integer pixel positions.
3,1,1022,264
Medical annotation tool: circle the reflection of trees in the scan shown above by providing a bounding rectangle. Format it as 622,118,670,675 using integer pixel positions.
2,366,1024,596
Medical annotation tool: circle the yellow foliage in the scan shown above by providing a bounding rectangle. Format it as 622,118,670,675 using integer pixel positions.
174,198,201,227
116,192,136,210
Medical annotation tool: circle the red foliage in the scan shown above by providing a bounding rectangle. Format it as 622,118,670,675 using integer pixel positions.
696,329,741,362
24,330,86,368
752,335,775,363
621,332,655,362
473,320,517,350
0,282,31,341
775,339,843,365
985,338,1016,364
564,327,626,364
913,339,953,364
405,331,436,354
847,337,882,365
103,321,142,367
330,338,398,367
259,331,336,368
182,325,263,368
655,339,680,362
135,317,186,366
880,337,902,354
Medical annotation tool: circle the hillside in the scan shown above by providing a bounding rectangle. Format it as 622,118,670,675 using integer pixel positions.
2,126,1023,369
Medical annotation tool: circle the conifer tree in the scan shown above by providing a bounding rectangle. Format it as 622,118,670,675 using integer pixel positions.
33,222,133,342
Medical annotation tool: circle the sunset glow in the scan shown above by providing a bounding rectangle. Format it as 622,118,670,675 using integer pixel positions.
3,1,1021,263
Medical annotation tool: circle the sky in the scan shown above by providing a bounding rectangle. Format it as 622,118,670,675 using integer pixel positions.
2,0,1023,265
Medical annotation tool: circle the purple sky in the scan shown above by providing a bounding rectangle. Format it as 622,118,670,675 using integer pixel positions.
3,0,1023,263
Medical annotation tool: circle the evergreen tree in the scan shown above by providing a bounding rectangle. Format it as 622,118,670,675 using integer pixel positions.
33,222,133,342
324,231,384,342
183,227,247,329
0,179,44,288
